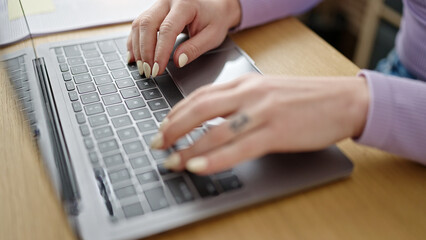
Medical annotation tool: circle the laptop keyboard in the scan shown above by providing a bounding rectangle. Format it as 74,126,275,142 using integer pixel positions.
53,38,243,220
2,55,38,136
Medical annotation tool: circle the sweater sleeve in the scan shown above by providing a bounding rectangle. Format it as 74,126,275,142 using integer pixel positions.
235,0,322,31
357,70,426,165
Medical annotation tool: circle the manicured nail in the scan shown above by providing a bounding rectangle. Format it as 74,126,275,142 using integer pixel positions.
150,133,163,149
159,117,169,131
186,157,208,173
127,51,131,64
137,60,144,75
178,53,188,68
163,153,181,169
152,62,159,78
143,62,151,77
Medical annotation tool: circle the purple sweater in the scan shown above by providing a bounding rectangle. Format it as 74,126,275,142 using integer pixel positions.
237,0,426,164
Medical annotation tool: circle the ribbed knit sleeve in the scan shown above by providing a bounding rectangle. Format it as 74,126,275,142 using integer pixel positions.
235,0,322,31
357,70,426,164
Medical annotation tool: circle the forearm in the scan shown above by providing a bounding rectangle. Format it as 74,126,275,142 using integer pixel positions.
357,70,426,164
235,0,322,31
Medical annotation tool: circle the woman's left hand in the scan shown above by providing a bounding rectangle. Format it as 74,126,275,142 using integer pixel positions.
152,73,369,175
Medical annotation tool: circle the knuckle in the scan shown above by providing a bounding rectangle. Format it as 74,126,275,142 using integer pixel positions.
159,20,177,35
184,41,201,59
139,16,154,29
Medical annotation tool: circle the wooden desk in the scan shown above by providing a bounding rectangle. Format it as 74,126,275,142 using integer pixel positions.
1,18,425,240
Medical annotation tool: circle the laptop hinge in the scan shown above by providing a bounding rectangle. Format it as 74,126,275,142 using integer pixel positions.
33,57,80,216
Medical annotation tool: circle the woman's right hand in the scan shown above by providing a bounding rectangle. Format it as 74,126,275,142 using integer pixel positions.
127,0,242,77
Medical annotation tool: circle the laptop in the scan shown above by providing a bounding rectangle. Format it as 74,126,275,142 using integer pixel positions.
0,2,353,240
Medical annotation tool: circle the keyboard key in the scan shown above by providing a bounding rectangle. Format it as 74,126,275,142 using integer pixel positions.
150,149,171,160
137,120,158,133
72,102,82,112
75,112,86,124
143,133,156,146
98,84,117,95
88,114,108,127
74,73,92,84
130,155,150,169
136,79,156,90
136,170,159,185
127,63,138,72
144,187,169,211
62,72,72,81
153,109,169,122
117,127,138,141
188,174,219,198
130,108,151,120
189,128,205,142
77,82,96,94
116,78,134,89
80,42,96,51
115,185,136,199
142,88,162,100
107,61,124,70
111,115,132,128
65,81,75,91
147,99,168,111
68,57,84,66
104,153,124,168
57,55,66,63
90,66,108,76
102,93,122,106
108,168,130,184
89,152,98,164
114,38,127,54
84,51,100,59
131,71,143,80
68,91,78,101
94,75,113,85
166,177,194,204
84,137,95,150
93,125,114,139
175,136,190,150
157,164,173,175
80,124,90,136
104,53,120,62
71,65,88,75
111,69,129,79
59,63,70,72
123,141,144,155
64,45,81,57
81,92,100,104
122,202,144,218
98,139,119,153
106,104,126,117
120,87,139,99
125,98,146,110
87,58,103,67
84,102,104,116
98,40,116,54
217,175,242,192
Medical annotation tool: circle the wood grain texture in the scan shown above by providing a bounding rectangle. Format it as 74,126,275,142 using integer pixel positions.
1,18,425,240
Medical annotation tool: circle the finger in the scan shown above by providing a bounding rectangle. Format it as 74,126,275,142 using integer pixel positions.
186,126,271,175
153,5,196,77
173,25,225,68
136,4,169,77
126,35,135,63
165,76,245,121
163,109,267,171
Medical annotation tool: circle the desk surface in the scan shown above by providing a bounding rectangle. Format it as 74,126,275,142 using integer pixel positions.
1,18,425,240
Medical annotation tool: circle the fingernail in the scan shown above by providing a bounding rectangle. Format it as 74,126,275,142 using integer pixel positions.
127,51,131,64
152,62,159,78
186,157,208,173
150,133,163,149
143,62,151,77
178,53,188,68
159,117,169,131
137,60,144,75
163,153,181,169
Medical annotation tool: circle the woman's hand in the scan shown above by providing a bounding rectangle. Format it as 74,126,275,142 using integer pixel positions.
151,74,370,175
127,0,242,77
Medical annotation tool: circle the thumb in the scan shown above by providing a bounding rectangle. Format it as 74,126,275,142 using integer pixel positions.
173,26,226,68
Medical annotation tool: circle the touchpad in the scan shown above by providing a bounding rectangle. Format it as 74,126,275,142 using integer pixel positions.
167,47,259,97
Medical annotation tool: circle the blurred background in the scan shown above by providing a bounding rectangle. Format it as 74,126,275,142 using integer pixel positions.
300,0,403,70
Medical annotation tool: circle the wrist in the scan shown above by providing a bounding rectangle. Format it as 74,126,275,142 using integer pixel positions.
350,76,370,138
224,0,242,29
